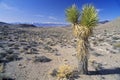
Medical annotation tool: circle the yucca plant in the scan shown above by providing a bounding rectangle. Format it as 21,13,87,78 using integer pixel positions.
65,4,80,37
66,4,98,74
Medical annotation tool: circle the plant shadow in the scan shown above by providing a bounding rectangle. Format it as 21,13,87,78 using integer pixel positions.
89,67,120,75
68,71,80,80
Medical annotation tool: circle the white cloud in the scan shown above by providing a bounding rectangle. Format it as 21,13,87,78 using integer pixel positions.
48,16,57,20
0,2,18,11
96,9,103,12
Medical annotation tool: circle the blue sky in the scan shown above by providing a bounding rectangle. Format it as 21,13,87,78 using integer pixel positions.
0,0,120,23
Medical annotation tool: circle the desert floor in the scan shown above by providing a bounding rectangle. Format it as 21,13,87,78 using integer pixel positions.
0,24,120,80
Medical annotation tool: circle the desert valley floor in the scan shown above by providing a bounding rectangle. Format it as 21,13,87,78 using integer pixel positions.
0,19,120,80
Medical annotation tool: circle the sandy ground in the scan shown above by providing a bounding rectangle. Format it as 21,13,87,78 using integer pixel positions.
5,44,77,80
0,24,120,80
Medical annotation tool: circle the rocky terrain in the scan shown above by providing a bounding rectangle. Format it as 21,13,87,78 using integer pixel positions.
0,18,120,80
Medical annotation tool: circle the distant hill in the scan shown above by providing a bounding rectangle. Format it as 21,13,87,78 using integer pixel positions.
16,24,37,28
95,17,120,33
99,20,109,24
0,22,69,27
99,17,120,27
0,22,11,26
0,22,37,28
33,23,69,27
0,17,120,28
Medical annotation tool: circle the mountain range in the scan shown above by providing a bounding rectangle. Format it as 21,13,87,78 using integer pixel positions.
0,20,113,28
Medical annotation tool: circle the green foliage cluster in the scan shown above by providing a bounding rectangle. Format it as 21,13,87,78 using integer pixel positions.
66,4,98,28
65,4,80,25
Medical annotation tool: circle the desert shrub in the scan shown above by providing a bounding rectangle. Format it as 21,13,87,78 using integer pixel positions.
0,52,7,58
114,43,120,48
23,46,29,50
0,73,14,80
98,38,104,42
19,47,24,53
0,63,4,73
91,61,103,71
0,37,3,40
6,54,18,61
44,45,52,51
29,41,38,47
92,41,98,46
57,65,73,79
112,37,119,40
7,43,14,47
0,44,3,48
104,30,107,32
49,69,58,77
25,48,38,54
6,49,14,54
13,44,19,49
34,56,51,63
44,45,54,53
20,42,28,45
31,48,38,52
49,65,78,79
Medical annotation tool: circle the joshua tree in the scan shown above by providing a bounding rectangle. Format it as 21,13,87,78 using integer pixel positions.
66,4,98,74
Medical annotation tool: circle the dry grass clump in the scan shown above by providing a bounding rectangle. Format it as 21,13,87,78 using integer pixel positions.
57,65,74,79
49,65,75,79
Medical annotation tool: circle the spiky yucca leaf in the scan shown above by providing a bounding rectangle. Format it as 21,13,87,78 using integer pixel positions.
80,4,98,29
65,4,80,25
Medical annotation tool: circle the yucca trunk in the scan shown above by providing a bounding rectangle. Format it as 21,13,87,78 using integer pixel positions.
77,39,89,74
73,24,91,74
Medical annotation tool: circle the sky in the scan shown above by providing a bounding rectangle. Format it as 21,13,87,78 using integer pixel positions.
0,0,120,23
